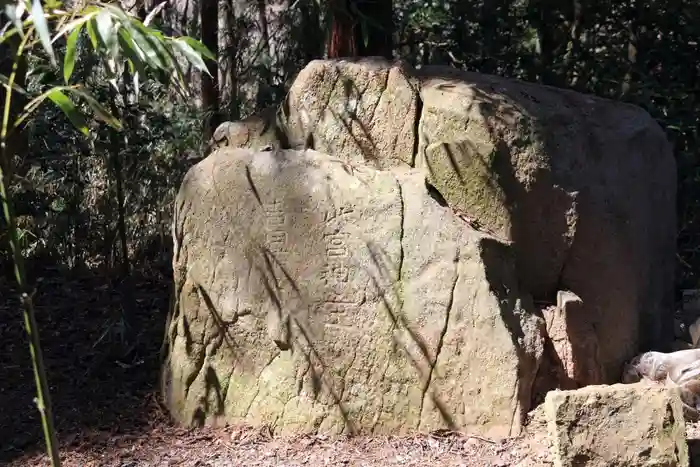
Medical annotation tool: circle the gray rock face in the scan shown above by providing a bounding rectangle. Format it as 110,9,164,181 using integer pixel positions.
545,384,688,467
163,58,677,438
279,58,677,381
162,147,545,437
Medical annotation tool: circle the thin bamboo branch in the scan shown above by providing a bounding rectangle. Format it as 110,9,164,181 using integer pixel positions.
0,27,61,467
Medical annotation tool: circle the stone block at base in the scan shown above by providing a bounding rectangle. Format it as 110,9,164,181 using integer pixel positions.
545,383,688,467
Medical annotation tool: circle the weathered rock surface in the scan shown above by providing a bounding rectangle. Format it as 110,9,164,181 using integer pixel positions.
209,106,286,152
169,57,676,437
274,58,677,382
162,147,545,437
542,291,603,387
545,384,689,467
281,58,419,169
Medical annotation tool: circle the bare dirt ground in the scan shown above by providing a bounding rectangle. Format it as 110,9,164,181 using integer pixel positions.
5,423,553,467
1,267,699,467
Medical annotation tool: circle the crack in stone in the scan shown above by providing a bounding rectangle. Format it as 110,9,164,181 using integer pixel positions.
220,364,235,408
258,350,281,379
396,179,405,285
243,383,261,418
164,278,186,359
183,341,206,403
172,209,185,264
199,314,211,346
410,86,424,168
207,323,225,357
371,357,393,432
419,247,460,424
241,351,280,419
339,342,359,401
508,366,521,436
367,69,390,130
211,252,224,288
274,396,296,434
319,69,342,132
297,358,312,396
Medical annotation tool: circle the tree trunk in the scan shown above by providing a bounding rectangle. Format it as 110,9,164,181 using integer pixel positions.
298,0,324,64
201,0,219,139
327,0,393,59
255,0,273,108
218,0,239,120
328,0,356,58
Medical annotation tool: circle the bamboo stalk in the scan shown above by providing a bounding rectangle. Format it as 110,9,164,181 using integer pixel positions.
0,27,61,467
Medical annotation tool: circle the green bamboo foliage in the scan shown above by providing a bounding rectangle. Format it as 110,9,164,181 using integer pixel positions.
0,2,213,465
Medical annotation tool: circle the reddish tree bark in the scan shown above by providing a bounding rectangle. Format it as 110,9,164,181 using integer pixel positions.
327,0,393,59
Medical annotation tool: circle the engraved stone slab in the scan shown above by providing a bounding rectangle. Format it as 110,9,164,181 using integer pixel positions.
163,147,545,438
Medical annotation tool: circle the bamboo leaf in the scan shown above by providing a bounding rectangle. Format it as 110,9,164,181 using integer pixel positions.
100,3,132,22
116,29,145,101
0,73,29,96
132,70,140,100
46,88,89,135
142,27,176,69
122,20,167,70
0,13,41,45
117,28,146,75
30,0,56,65
51,11,97,44
0,17,13,36
66,87,122,130
63,22,82,83
143,1,166,26
171,37,210,76
94,8,118,58
14,85,121,132
85,16,99,49
117,27,143,59
150,31,186,77
14,85,66,129
0,25,21,45
177,35,215,61
4,2,26,37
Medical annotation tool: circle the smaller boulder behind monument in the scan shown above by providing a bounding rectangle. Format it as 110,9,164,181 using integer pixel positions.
280,58,420,168
209,106,287,152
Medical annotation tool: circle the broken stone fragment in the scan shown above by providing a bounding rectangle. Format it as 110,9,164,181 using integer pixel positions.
209,106,286,152
545,384,688,467
541,290,603,387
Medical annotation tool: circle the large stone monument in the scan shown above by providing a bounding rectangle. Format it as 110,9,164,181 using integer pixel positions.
161,58,677,438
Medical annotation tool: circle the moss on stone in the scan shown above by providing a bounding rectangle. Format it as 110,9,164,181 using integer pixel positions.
425,139,511,238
